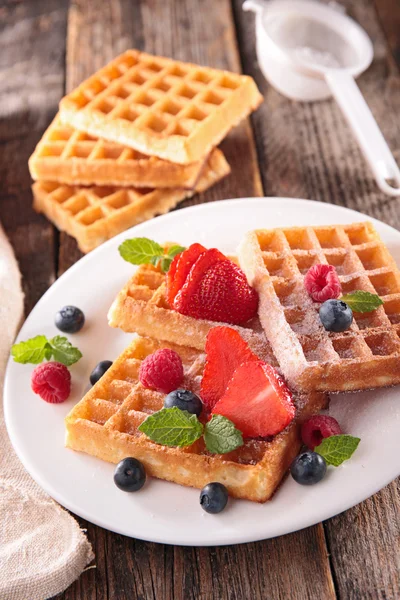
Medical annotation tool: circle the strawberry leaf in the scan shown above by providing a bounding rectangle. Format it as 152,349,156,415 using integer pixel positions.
340,291,383,313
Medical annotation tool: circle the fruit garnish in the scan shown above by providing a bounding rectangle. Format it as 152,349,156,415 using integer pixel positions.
31,361,71,403
304,264,341,302
139,348,184,394
319,299,353,332
119,237,185,273
200,327,258,411
173,248,258,325
200,482,229,514
314,434,360,466
340,290,383,313
164,389,203,416
203,414,243,454
90,360,113,385
138,407,203,447
55,305,85,333
114,457,146,492
212,361,295,438
290,451,327,485
11,335,82,366
166,243,206,305
301,415,342,450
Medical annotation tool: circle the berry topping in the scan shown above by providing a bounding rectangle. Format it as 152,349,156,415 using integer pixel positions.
319,299,353,332
212,361,295,438
31,361,71,403
55,305,85,333
139,348,184,394
200,327,258,411
164,389,203,416
114,457,146,492
290,451,327,485
301,415,342,450
166,243,206,306
304,264,341,302
90,360,113,385
200,482,229,514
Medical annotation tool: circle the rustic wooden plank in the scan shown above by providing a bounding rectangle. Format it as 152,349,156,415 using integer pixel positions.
373,0,400,68
233,0,400,598
59,1,336,599
0,0,68,313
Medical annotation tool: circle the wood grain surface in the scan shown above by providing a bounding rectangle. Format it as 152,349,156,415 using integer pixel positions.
0,0,399,598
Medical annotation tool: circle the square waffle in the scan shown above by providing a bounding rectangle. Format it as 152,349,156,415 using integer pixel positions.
65,336,327,502
32,149,229,253
238,222,400,393
59,50,263,164
29,115,206,188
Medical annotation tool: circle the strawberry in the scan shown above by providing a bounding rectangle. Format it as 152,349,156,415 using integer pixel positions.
200,327,259,411
174,252,258,325
166,243,206,306
212,361,295,438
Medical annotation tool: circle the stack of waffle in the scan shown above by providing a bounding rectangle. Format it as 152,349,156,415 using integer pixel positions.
29,50,263,253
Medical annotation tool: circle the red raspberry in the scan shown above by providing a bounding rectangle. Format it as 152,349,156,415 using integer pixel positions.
139,349,184,394
301,415,342,450
31,362,71,403
304,264,341,302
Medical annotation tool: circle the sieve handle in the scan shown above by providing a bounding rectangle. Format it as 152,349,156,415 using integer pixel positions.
325,70,400,196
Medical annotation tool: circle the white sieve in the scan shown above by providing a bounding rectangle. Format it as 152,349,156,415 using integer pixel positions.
244,0,400,197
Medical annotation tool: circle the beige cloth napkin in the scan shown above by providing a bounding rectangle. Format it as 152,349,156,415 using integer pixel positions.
0,225,94,600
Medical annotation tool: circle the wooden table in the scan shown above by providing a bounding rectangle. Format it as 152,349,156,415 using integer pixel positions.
1,0,399,598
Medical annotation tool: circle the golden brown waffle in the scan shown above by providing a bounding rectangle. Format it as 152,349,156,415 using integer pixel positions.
238,222,400,393
32,149,229,253
59,50,263,164
65,336,327,502
29,115,206,188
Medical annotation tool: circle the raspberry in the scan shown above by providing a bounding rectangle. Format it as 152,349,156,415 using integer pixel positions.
139,348,184,394
304,264,341,302
301,415,342,450
31,362,71,403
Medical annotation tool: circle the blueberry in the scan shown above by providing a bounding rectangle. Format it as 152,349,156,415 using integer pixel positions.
164,389,203,416
319,299,353,332
290,451,327,485
90,360,113,385
200,482,229,514
55,305,85,333
114,457,146,492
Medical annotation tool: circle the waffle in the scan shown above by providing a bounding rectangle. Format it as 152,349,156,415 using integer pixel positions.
29,115,206,188
32,149,229,253
59,50,263,164
238,222,400,393
65,336,327,502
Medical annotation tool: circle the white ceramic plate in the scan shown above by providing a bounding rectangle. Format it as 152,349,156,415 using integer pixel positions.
4,198,400,546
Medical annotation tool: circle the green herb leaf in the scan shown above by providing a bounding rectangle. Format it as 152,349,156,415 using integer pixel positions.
167,245,186,259
340,291,383,313
315,434,360,466
204,414,243,454
49,336,83,366
11,335,52,364
118,237,163,266
138,407,203,447
160,256,172,273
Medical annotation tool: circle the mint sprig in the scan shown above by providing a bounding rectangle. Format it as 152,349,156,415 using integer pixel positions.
315,434,360,466
340,291,383,313
11,335,82,367
138,407,203,447
204,414,243,454
118,237,185,273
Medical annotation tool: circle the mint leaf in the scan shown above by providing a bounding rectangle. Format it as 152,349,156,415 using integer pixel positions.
118,237,163,266
160,256,172,273
49,336,82,366
167,245,185,259
315,434,360,466
11,335,52,364
340,291,383,313
138,407,203,447
204,414,243,454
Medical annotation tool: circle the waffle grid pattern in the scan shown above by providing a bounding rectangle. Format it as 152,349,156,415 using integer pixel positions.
29,116,205,188
59,50,263,163
239,222,400,392
65,336,327,502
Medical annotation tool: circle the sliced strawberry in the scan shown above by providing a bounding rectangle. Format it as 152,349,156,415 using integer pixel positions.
166,243,206,306
200,327,259,411
212,361,295,438
174,254,258,325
